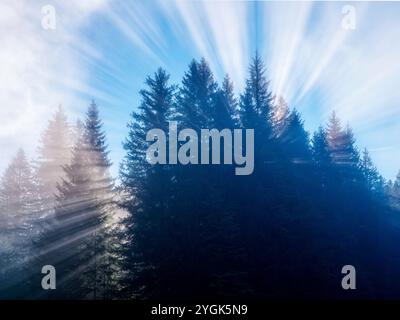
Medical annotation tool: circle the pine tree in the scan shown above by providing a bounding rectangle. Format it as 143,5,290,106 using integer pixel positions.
277,108,313,224
312,127,331,169
393,171,400,196
238,54,276,188
388,171,400,210
326,111,341,152
176,58,217,129
80,101,116,299
36,105,72,208
203,74,249,296
0,149,40,296
120,68,176,298
326,112,360,182
236,55,284,295
360,148,384,195
239,84,258,129
238,54,276,182
311,127,332,189
212,75,238,129
239,53,274,135
271,96,290,138
0,149,39,245
36,102,115,299
249,54,274,123
279,109,311,163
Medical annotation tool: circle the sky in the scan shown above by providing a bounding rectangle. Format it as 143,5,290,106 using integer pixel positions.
0,0,399,180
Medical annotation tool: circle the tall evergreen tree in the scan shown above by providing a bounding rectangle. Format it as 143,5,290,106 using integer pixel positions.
239,53,274,134
120,68,176,298
279,109,311,163
176,58,217,129
312,127,332,169
394,171,400,193
236,55,285,296
0,149,40,296
326,112,360,182
36,105,72,208
388,171,400,210
203,73,249,296
175,60,248,297
0,149,39,245
212,75,238,129
271,96,290,138
35,102,115,299
360,148,384,195
311,127,332,189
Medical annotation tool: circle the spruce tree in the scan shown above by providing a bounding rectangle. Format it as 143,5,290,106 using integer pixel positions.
388,171,400,210
311,127,332,189
36,105,72,209
212,75,238,129
175,59,248,297
176,58,217,129
204,73,249,296
326,112,360,182
36,102,115,299
239,53,274,135
236,55,282,295
279,109,311,163
0,149,39,246
394,171,400,193
312,127,331,169
120,68,176,298
0,149,40,296
325,111,342,164
360,148,384,196
80,101,116,299
271,96,290,138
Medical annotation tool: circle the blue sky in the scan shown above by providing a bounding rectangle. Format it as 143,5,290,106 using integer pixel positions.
1,0,399,180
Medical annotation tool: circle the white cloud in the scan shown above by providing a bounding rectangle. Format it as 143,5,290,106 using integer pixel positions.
0,0,106,172
1,0,399,180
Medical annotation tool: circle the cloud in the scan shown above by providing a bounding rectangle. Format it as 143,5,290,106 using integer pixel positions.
0,0,106,172
1,0,399,180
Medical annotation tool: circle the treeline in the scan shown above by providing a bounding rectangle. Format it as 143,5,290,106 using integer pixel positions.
0,103,123,299
1,55,400,299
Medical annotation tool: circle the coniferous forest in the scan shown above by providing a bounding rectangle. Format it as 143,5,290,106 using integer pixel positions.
1,55,400,300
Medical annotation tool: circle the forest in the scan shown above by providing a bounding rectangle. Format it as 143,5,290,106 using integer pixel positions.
1,55,400,299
